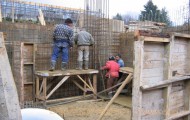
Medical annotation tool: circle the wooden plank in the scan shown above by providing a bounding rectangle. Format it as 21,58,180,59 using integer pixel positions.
165,111,190,120
77,75,95,93
163,35,174,119
93,74,97,99
0,32,21,119
144,51,164,61
42,77,47,99
140,76,190,91
143,60,164,69
142,76,164,85
46,76,70,99
173,32,190,39
72,80,86,92
139,36,170,42
35,69,99,77
132,41,144,120
119,67,133,73
142,68,164,78
36,76,40,101
142,90,164,119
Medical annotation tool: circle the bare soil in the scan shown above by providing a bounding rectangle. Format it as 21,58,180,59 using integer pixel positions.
49,100,131,120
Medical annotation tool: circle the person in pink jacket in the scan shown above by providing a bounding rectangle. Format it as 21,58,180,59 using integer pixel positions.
101,56,119,97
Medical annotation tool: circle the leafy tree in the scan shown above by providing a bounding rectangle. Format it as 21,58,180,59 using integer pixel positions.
139,0,172,26
113,13,123,20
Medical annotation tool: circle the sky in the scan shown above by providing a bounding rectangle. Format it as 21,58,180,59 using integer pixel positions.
25,0,188,23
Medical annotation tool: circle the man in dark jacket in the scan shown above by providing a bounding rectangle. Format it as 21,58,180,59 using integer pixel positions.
49,18,74,71
74,28,94,70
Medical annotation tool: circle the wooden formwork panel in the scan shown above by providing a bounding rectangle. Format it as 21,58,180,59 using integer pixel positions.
12,42,35,104
133,32,190,120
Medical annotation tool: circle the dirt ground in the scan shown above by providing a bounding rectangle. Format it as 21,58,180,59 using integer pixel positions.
48,100,131,120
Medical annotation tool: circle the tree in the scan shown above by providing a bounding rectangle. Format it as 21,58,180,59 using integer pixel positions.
113,13,123,20
139,0,172,26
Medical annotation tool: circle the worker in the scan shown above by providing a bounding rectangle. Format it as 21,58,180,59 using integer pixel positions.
101,56,119,98
74,27,94,70
115,54,124,67
115,54,124,80
49,18,74,71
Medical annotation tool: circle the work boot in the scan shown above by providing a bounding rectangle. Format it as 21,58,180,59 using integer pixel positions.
76,61,83,70
61,62,67,70
84,61,89,70
49,60,56,71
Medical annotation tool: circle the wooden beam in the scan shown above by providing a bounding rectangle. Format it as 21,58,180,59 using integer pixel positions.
172,32,190,39
97,73,133,120
43,77,47,99
132,41,144,120
165,111,190,120
140,76,190,91
139,36,170,42
93,74,97,99
72,80,86,92
119,67,133,73
77,75,95,93
46,76,70,99
36,76,40,101
0,32,21,120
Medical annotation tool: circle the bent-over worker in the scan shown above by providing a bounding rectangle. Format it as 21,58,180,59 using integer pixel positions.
101,56,119,98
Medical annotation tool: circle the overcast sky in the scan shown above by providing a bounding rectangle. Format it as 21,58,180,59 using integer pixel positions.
26,0,188,23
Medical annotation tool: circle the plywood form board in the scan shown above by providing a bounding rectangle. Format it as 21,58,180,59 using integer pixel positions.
133,36,170,120
0,32,21,120
168,33,190,119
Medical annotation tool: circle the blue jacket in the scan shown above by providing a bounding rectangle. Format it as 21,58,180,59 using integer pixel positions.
53,24,74,47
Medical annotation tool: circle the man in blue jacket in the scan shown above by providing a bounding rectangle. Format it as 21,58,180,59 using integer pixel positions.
49,18,74,71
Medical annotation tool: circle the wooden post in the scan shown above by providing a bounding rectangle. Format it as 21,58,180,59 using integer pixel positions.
43,77,47,99
132,41,144,120
93,74,97,99
0,32,21,120
163,39,172,119
97,73,133,120
36,76,40,101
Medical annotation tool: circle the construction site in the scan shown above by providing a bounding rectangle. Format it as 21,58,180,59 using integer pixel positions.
1,0,190,120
